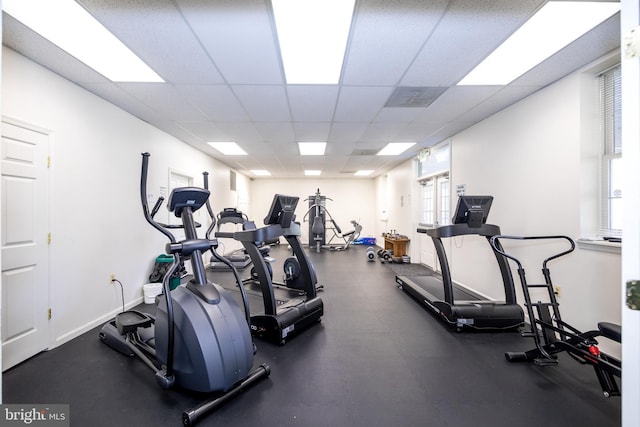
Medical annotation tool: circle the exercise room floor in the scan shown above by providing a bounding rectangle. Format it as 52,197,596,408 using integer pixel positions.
3,244,621,426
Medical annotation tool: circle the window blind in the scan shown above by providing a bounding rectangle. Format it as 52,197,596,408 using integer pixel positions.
598,64,622,238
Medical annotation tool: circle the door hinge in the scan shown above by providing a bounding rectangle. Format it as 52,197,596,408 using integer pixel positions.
48,156,51,168
48,233,52,244
48,308,52,320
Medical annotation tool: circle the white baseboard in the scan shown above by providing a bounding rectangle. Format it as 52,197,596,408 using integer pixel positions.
53,297,145,348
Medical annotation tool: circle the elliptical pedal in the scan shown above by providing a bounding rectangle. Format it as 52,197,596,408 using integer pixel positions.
115,310,153,335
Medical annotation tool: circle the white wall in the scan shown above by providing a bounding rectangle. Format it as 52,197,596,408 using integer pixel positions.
448,58,621,336
378,53,622,355
374,161,417,255
249,178,376,246
1,46,251,346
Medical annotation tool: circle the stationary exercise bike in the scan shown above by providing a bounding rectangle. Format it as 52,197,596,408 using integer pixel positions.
99,153,270,425
490,235,621,397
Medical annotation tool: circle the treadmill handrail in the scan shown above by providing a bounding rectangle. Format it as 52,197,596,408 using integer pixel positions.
420,223,502,238
235,221,318,317
232,222,302,243
422,222,518,306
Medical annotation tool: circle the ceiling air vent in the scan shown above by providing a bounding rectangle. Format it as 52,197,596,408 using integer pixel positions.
351,149,379,156
384,87,447,108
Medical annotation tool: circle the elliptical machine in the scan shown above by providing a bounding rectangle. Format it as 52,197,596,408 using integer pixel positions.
99,153,270,426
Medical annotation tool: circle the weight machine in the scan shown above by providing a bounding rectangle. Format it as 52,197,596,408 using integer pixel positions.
303,188,361,252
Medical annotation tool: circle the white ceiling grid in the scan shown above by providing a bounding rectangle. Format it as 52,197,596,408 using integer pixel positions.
1,0,621,178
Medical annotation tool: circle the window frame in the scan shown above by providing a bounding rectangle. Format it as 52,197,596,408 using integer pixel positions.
598,64,622,238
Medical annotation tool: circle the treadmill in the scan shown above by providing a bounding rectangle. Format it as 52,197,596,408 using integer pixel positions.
208,208,253,271
396,196,523,331
222,194,323,344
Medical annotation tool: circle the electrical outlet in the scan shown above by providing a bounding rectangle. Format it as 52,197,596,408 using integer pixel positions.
553,285,561,297
110,273,116,282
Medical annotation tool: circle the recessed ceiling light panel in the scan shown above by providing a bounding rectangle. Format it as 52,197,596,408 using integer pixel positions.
3,0,164,82
298,142,327,155
377,142,416,156
208,142,248,155
458,1,620,85
272,0,356,84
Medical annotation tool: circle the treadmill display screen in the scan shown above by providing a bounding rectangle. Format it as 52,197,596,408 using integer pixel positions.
452,195,493,228
264,194,299,227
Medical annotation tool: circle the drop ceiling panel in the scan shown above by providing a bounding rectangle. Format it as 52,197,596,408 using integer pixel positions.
177,0,283,85
287,86,339,122
177,85,250,122
83,82,163,121
402,0,546,86
262,141,299,156
374,107,425,123
326,141,357,155
175,121,225,140
214,121,263,142
119,83,207,120
233,85,291,122
300,157,326,169
328,122,369,143
342,0,450,86
77,0,225,84
334,86,394,122
360,122,408,142
154,121,203,145
412,86,504,123
2,0,621,179
293,123,332,142
395,122,450,142
253,122,296,142
455,86,542,123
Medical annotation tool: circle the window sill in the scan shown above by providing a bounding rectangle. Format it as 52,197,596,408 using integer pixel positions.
577,238,621,254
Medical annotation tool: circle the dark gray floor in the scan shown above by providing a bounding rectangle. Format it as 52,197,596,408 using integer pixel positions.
3,244,621,426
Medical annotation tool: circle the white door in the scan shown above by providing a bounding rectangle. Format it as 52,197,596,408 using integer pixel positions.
418,174,449,271
1,120,51,371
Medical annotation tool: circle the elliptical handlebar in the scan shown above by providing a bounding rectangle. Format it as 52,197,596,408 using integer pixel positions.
139,152,177,384
202,171,217,240
200,170,252,328
489,235,576,270
141,152,176,244
150,196,165,219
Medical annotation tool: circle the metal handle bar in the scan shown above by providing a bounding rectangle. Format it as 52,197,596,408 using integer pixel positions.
150,196,164,218
200,172,251,327
141,153,176,243
202,171,217,240
489,235,575,270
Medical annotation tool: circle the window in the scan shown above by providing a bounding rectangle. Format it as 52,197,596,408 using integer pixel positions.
421,181,434,225
417,141,450,227
599,65,621,238
438,178,450,226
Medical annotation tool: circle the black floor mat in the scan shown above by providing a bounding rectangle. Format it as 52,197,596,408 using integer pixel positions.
386,262,433,276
